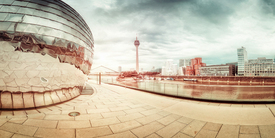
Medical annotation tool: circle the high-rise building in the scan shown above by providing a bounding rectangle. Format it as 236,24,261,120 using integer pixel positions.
237,47,247,76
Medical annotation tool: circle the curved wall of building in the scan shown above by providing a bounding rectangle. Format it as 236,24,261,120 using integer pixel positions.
0,0,94,109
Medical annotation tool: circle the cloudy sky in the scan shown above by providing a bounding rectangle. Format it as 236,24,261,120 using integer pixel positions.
63,0,275,71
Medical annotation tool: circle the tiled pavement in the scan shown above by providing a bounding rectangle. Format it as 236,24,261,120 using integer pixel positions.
1,81,275,137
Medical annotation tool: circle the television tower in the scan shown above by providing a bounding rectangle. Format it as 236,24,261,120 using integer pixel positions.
134,36,140,73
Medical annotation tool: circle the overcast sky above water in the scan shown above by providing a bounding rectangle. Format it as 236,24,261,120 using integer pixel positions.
63,0,275,71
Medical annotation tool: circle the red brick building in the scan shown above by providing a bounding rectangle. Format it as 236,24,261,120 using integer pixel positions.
186,57,206,76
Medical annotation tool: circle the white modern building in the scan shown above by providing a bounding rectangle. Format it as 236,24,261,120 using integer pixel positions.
179,59,191,67
162,59,178,75
244,57,275,76
237,47,247,76
178,59,191,75
200,64,235,76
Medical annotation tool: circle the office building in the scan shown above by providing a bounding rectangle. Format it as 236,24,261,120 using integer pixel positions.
226,62,238,75
200,64,235,76
237,47,247,76
244,57,275,76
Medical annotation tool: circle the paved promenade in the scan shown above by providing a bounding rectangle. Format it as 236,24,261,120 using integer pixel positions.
1,80,275,137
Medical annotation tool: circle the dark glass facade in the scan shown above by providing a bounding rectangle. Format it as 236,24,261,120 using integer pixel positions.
0,0,94,74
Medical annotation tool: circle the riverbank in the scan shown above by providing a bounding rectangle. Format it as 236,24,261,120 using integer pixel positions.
157,76,275,85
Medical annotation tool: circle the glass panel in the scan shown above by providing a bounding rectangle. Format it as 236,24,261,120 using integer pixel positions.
17,7,35,15
50,29,63,38
32,34,44,44
58,30,66,39
164,84,178,96
42,35,55,45
54,38,67,47
31,0,49,6
0,6,20,13
47,20,63,29
40,6,52,13
59,24,71,33
63,32,74,41
66,21,75,28
46,12,58,21
0,13,8,21
15,23,28,32
12,1,29,6
27,3,43,10
5,13,24,22
0,0,14,5
0,21,11,31
79,41,85,48
38,27,52,35
24,24,41,33
37,17,50,27
57,17,67,24
7,22,16,31
73,37,81,45
47,3,60,10
22,15,40,24
71,28,77,36
36,11,48,19
44,7,62,16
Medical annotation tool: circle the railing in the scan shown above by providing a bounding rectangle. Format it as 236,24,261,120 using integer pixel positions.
88,75,275,102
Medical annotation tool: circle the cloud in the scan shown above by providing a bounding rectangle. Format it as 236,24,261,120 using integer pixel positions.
64,0,275,71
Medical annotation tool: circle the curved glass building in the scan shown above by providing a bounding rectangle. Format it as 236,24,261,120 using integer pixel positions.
0,0,94,109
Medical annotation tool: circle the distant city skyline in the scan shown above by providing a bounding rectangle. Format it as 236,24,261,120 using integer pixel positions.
64,0,275,71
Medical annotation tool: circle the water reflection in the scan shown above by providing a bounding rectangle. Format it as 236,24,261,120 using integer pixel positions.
94,76,275,102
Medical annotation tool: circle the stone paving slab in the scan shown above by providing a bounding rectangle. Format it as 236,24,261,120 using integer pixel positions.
109,120,141,133
131,121,165,137
34,127,75,138
165,101,275,125
1,82,275,137
0,122,38,136
156,121,186,137
23,118,57,128
76,126,113,138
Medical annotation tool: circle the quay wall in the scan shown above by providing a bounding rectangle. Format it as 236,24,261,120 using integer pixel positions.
159,76,275,85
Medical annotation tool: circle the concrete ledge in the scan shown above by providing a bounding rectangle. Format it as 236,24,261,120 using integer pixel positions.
1,92,12,109
12,93,24,109
0,87,82,109
23,93,35,108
